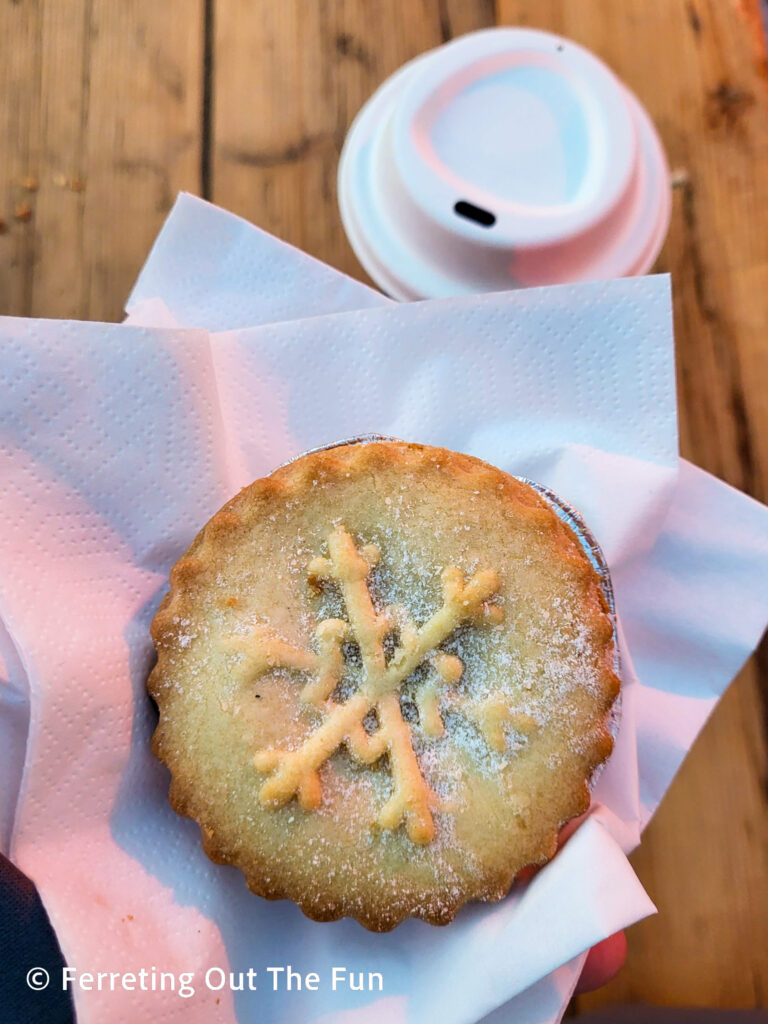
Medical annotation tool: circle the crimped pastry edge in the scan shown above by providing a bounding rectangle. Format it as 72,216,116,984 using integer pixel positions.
148,440,620,932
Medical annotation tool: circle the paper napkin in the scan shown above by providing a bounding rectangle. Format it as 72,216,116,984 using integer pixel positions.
0,195,766,1024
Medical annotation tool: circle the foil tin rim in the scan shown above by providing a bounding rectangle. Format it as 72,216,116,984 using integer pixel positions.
279,434,622,778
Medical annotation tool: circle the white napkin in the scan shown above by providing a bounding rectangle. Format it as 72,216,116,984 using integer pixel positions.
1,195,766,1024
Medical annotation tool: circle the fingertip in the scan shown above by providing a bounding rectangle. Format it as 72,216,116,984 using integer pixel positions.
575,930,627,994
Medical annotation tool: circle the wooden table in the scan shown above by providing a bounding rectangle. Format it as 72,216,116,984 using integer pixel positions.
1,0,767,1014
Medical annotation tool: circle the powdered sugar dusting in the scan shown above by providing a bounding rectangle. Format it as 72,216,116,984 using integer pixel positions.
155,455,619,923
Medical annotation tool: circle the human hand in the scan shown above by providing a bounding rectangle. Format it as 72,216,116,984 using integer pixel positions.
576,930,627,994
514,814,628,995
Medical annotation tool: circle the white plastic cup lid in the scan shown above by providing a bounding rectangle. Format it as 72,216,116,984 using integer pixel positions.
338,28,671,299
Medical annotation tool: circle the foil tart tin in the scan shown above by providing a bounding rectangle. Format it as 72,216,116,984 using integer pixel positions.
279,434,622,772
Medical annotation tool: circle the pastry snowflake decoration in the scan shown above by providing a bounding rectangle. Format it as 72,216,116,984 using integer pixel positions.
224,525,523,844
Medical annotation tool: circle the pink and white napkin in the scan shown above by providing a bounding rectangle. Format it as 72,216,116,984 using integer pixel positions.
0,194,766,1024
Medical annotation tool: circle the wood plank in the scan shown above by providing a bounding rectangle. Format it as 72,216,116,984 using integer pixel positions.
493,0,768,1010
211,0,495,283
0,0,44,317
0,1,204,322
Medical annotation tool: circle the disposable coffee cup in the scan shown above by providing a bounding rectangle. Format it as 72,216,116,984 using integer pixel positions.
338,28,671,299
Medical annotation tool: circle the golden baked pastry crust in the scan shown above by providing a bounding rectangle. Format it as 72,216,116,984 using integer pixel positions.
149,441,619,931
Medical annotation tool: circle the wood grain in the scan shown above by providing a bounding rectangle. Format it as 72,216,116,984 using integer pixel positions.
1,0,767,1012
0,0,203,322
211,0,496,281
